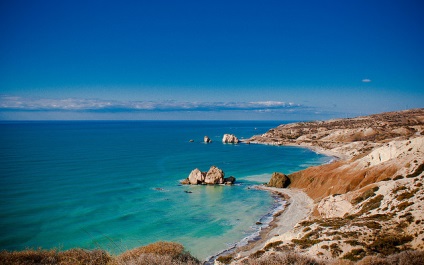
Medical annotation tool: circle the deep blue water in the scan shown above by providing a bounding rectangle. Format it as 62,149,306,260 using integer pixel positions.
0,121,330,259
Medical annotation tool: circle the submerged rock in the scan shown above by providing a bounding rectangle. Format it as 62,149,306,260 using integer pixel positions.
268,172,291,188
180,178,190,185
222,134,240,144
204,136,212,143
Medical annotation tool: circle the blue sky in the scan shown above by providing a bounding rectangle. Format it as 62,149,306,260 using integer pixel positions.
0,0,423,120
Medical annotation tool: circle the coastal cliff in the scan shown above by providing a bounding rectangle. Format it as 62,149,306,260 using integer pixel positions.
227,109,424,264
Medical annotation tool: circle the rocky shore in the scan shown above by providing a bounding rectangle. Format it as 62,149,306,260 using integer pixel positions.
217,108,424,264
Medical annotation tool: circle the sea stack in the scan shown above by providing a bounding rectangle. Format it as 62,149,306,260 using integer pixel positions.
188,168,206,185
204,136,212,143
204,166,225,184
222,134,240,143
181,166,235,185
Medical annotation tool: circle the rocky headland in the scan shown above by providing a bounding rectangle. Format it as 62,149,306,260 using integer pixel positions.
219,108,424,264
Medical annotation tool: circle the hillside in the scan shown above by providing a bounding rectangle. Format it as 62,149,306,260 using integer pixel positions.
227,109,424,264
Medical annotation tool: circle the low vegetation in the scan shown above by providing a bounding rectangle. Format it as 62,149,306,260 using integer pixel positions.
242,252,325,265
0,242,200,265
352,187,379,205
0,248,112,265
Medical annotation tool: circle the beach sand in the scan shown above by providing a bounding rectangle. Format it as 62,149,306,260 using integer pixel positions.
230,187,314,261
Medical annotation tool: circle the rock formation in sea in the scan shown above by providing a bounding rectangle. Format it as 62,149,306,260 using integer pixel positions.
267,172,291,188
181,166,235,185
224,176,236,185
204,136,212,143
222,134,240,143
188,168,206,185
204,166,225,184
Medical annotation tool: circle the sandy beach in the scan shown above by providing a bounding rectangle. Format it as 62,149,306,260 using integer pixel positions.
233,187,314,260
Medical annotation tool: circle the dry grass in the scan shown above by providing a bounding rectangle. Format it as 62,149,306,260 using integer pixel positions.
366,234,413,255
216,254,233,264
342,248,366,261
116,242,199,265
357,250,424,265
396,201,414,211
0,248,112,265
352,187,379,205
0,242,200,265
242,252,324,265
356,195,384,216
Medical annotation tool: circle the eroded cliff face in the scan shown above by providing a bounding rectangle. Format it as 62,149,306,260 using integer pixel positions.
248,109,424,201
289,137,423,201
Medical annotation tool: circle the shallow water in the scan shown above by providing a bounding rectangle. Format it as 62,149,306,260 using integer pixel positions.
0,121,331,259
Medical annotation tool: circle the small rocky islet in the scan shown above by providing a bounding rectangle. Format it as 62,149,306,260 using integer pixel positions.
181,166,236,185
183,134,241,185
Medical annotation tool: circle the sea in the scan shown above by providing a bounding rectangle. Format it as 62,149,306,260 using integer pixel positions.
0,121,331,260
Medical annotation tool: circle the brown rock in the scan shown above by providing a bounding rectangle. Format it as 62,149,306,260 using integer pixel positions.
204,166,225,184
180,178,190,185
268,172,291,188
224,176,236,185
188,168,206,185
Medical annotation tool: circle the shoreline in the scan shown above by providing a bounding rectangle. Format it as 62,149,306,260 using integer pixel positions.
209,186,315,264
208,140,344,263
205,186,288,264
232,187,314,261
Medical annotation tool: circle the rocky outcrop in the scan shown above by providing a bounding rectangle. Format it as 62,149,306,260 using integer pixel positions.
224,176,236,185
268,172,291,188
181,166,235,185
222,134,240,143
204,166,225,184
204,136,212,143
188,168,206,184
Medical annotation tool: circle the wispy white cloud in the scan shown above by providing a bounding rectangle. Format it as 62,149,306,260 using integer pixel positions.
362,78,372,83
0,95,305,113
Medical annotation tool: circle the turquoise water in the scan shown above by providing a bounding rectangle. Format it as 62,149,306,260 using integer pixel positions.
0,121,330,260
